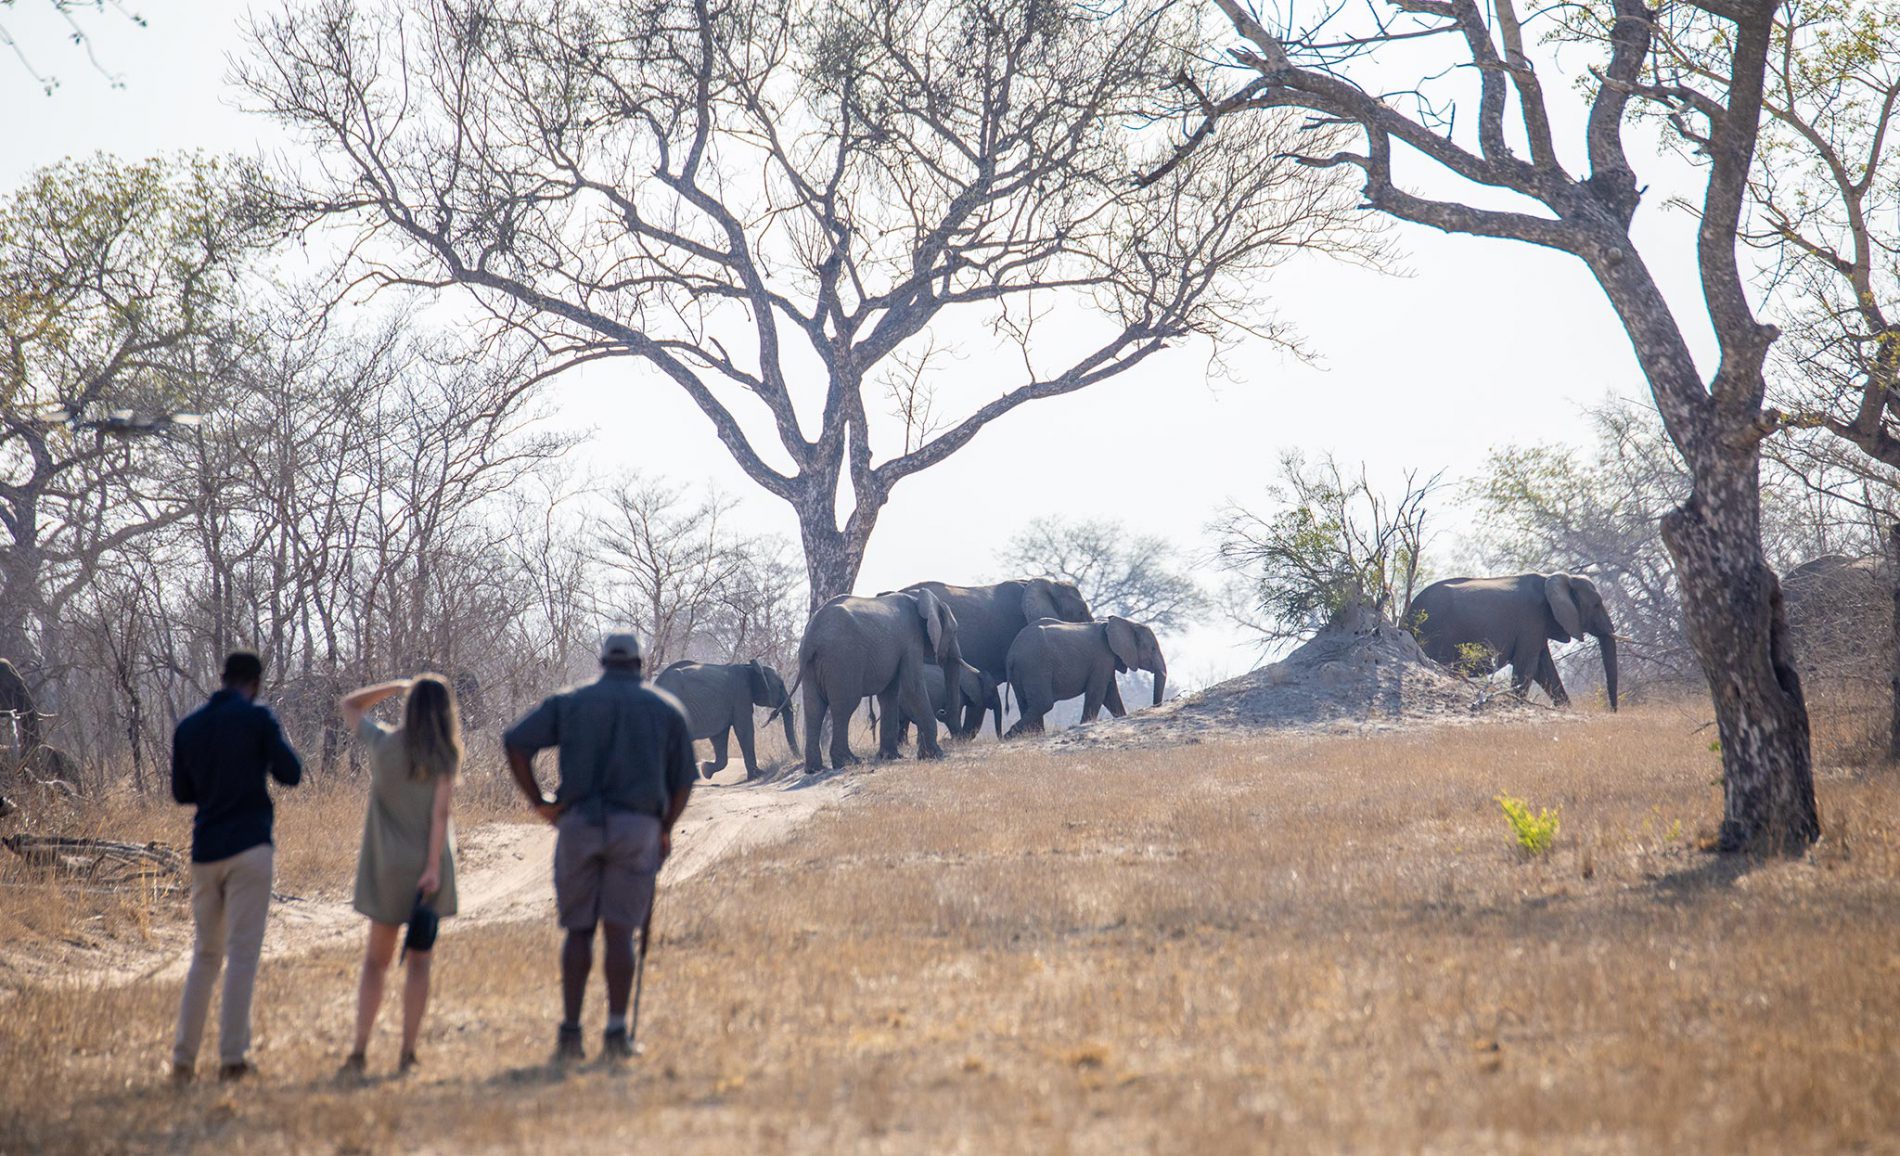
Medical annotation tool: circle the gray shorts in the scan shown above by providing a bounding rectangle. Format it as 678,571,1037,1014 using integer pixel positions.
553,809,662,931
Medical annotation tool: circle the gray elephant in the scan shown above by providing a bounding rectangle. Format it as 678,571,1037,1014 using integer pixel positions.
886,660,1005,743
1406,573,1619,710
931,661,1003,740
1004,617,1168,737
900,579,1093,688
654,659,799,780
792,589,964,772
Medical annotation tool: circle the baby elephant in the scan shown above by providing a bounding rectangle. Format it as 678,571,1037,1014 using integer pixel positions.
1004,617,1167,738
654,659,798,780
890,661,1004,743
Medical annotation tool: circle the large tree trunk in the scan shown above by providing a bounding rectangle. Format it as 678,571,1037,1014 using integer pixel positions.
1887,522,1900,762
1661,459,1819,853
794,491,870,612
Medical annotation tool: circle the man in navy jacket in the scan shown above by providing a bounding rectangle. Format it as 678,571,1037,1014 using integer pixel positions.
169,651,302,1083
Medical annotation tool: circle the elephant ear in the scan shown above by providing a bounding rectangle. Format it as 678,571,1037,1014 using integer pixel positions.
1020,580,1059,624
913,588,945,652
1545,574,1584,640
1105,617,1142,671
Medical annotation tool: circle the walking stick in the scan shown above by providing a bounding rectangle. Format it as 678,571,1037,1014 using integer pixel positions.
629,890,655,1053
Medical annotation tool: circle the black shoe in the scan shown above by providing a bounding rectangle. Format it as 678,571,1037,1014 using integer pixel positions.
337,1052,367,1083
398,1050,419,1076
169,1062,194,1088
217,1061,257,1083
601,1027,635,1060
554,1024,585,1064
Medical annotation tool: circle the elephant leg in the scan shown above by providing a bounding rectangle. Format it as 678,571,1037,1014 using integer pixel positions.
828,700,859,770
702,729,730,779
803,681,825,775
1533,647,1571,707
876,689,903,760
1004,695,1045,738
1103,678,1128,719
902,674,944,760
733,715,760,780
1508,642,1541,699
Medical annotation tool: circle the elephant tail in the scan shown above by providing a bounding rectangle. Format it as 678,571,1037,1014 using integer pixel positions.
767,664,807,727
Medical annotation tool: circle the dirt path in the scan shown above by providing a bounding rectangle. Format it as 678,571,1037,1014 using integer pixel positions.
38,771,854,990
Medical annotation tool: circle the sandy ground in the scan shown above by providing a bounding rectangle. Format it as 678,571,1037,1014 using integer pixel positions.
15,769,854,990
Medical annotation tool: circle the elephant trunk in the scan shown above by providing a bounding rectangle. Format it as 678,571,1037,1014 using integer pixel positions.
1150,665,1167,708
1598,632,1619,712
938,645,965,741
780,695,800,755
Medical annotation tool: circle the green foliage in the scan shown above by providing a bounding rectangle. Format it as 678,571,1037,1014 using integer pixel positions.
1496,794,1560,856
1213,451,1442,642
1454,640,1497,676
0,152,275,418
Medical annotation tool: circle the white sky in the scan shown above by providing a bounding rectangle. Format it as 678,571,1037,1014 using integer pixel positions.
0,1,1715,687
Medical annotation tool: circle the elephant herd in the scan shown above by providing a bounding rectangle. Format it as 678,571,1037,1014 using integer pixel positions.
652,578,1172,779
0,571,1624,798
653,570,1626,781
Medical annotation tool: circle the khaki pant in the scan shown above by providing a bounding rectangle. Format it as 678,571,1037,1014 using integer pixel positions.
553,810,661,931
172,842,274,1067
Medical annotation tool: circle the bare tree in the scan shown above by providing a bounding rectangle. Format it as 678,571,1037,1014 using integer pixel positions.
1213,452,1441,644
700,537,807,673
1164,0,1822,852
594,475,749,670
1,0,149,94
239,0,1379,607
998,516,1207,630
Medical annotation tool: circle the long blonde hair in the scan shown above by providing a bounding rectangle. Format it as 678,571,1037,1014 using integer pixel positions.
401,673,462,781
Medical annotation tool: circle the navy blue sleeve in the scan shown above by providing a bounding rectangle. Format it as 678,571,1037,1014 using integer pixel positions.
170,722,195,806
504,696,561,754
260,706,303,787
665,707,697,796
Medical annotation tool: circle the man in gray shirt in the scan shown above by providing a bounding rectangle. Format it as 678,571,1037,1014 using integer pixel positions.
504,632,696,1062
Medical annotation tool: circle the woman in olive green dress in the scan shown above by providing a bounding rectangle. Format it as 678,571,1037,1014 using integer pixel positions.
336,674,460,1076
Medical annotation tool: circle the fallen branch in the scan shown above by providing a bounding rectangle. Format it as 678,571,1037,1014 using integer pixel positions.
2,834,185,890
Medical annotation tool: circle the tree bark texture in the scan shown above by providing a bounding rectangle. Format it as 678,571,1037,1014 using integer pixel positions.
1661,463,1819,851
1887,522,1900,761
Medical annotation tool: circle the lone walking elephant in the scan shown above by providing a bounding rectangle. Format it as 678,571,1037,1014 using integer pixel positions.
1004,617,1167,737
793,589,964,773
900,579,1093,687
654,659,799,780
1406,573,1619,710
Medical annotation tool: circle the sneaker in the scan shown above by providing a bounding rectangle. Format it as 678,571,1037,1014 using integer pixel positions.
169,1062,194,1087
554,1024,585,1065
336,1053,367,1084
398,1051,419,1075
601,1027,634,1060
217,1061,257,1083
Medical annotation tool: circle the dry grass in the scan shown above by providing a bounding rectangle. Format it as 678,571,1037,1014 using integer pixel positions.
3,705,1899,1153
0,759,523,979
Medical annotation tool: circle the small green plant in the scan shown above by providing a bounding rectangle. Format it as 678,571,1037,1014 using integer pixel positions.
1456,641,1497,676
1496,794,1561,856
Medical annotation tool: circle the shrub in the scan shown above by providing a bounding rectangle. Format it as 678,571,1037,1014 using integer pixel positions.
1496,794,1560,856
